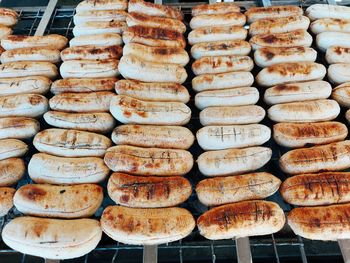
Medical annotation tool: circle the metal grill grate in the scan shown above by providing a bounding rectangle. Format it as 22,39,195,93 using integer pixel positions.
11,7,46,36
0,1,348,262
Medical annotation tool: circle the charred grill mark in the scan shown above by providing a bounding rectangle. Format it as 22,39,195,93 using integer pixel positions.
147,184,155,200
253,202,259,222
131,25,183,41
333,175,341,202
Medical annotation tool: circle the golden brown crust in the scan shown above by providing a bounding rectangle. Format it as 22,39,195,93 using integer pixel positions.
33,128,112,157
124,25,186,48
0,8,18,18
112,124,194,149
197,200,285,239
266,62,317,76
14,184,103,218
258,46,309,61
274,122,348,147
115,79,189,103
51,78,116,94
245,5,303,23
280,140,350,174
281,172,350,206
192,2,240,16
1,47,60,63
128,0,183,20
61,45,122,61
196,173,281,206
107,172,192,208
192,55,253,74
194,40,250,51
0,187,15,216
250,30,311,48
2,35,68,50
249,16,309,35
49,91,115,113
104,145,193,176
288,203,350,240
127,12,186,33
101,205,195,245
0,158,25,187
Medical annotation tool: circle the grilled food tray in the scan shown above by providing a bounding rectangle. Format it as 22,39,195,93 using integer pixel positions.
0,0,349,262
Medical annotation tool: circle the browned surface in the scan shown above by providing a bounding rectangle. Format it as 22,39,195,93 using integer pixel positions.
249,16,307,35
100,205,195,245
34,128,112,151
198,201,274,227
274,122,347,142
14,184,103,218
0,187,15,216
312,18,350,32
288,203,350,240
251,30,308,46
51,78,116,94
197,40,249,51
281,172,350,205
280,141,350,174
0,187,15,202
3,35,68,50
0,117,38,130
197,200,285,239
61,45,122,60
266,62,315,75
112,124,193,149
245,5,302,19
0,158,25,187
259,47,307,61
0,8,18,18
108,172,192,207
3,47,59,57
104,145,193,176
125,25,185,44
49,91,115,112
129,0,183,20
192,56,251,71
116,79,186,95
192,2,240,16
196,173,281,206
127,12,186,33
333,46,350,55
191,26,245,36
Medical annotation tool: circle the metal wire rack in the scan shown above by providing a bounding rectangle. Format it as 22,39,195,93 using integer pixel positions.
0,0,349,262
11,7,46,36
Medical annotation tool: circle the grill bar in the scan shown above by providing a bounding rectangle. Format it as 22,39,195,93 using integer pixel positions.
34,0,58,36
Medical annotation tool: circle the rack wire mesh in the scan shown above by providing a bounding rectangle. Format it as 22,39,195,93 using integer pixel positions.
0,1,349,262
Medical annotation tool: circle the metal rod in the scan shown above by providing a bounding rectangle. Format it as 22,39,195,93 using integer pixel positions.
210,242,216,263
261,0,272,7
34,0,58,36
271,234,281,263
236,237,253,263
297,236,308,263
143,245,158,263
338,240,350,263
327,0,337,5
